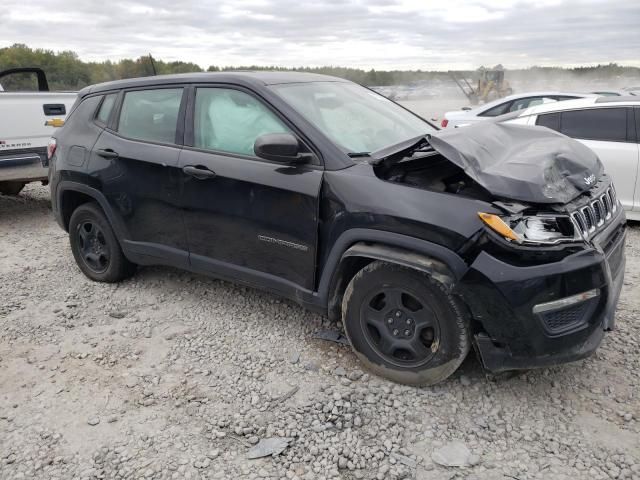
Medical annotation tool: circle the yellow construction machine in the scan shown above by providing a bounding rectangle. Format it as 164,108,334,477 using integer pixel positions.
450,66,513,105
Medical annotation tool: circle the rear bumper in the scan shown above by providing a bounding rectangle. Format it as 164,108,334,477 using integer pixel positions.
0,148,48,183
459,210,626,372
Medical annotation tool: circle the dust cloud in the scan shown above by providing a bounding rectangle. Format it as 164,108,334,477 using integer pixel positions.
390,71,640,122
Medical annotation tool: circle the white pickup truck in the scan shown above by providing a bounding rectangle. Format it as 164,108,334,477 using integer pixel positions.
0,68,77,195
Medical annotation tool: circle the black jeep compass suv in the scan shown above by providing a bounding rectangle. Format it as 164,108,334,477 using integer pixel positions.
49,72,626,385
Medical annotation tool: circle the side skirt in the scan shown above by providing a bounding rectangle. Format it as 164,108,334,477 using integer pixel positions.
121,240,326,315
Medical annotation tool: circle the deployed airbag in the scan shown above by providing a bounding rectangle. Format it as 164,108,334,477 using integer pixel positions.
427,122,603,204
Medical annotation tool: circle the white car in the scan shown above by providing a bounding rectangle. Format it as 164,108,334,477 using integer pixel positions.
503,96,640,220
441,92,594,129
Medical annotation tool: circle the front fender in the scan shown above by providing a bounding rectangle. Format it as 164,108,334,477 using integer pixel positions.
317,228,468,319
341,242,456,288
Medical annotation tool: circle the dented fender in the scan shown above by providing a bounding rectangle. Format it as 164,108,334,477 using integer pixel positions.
342,242,456,288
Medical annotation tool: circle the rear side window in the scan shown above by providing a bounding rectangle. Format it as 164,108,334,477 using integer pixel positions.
96,93,117,125
536,112,561,131
479,101,511,117
194,88,290,157
118,88,183,144
509,96,557,112
560,108,627,142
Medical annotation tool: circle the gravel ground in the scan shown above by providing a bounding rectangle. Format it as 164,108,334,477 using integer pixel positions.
1,183,639,480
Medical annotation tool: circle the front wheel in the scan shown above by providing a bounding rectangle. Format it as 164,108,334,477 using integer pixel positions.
342,261,470,386
68,203,136,283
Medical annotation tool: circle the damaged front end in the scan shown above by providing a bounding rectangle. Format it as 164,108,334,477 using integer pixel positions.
372,121,604,205
371,123,626,372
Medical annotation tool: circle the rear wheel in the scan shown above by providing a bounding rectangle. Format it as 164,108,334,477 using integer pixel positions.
68,203,136,282
342,261,470,386
0,181,26,195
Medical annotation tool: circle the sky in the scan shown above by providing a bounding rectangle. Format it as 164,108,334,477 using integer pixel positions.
1,0,639,70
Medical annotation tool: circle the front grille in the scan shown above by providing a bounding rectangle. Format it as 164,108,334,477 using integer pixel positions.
540,302,590,334
570,185,618,239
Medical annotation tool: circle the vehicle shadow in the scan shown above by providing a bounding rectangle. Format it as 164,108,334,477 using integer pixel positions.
123,262,504,387
0,188,52,222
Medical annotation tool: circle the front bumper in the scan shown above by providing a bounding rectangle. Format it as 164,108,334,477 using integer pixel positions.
459,209,626,372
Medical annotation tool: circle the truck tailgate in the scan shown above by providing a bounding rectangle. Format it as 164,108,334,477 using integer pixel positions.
0,92,77,155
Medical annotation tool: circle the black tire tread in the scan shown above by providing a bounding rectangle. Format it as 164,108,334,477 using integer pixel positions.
342,260,470,386
68,202,136,283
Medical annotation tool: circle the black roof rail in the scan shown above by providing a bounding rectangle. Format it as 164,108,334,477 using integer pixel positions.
0,67,49,92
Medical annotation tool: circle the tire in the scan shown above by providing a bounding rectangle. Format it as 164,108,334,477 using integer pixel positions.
0,181,26,195
342,261,470,386
68,202,136,283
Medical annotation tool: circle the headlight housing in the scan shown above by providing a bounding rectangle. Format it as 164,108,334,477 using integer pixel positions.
479,212,583,245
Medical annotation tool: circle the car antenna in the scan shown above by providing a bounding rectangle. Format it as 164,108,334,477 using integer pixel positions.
148,53,157,76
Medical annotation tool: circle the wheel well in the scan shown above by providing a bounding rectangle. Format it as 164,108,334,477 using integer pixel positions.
60,190,95,231
327,255,374,322
326,243,463,323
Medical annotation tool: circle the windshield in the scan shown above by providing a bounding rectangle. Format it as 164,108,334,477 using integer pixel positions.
270,82,435,154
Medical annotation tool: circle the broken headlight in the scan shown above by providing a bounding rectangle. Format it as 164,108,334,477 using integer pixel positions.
478,213,583,245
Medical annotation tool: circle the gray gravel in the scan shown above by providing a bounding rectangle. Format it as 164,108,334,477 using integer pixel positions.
1,183,640,480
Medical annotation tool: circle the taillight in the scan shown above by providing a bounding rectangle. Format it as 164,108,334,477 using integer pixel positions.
441,118,449,128
47,138,57,161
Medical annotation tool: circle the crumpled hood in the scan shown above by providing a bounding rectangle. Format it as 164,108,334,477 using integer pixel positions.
427,122,604,204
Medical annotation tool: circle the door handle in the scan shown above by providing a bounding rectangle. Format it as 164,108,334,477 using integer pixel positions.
183,165,216,180
96,149,119,159
43,103,66,116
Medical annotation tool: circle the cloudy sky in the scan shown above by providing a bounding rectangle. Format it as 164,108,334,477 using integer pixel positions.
2,0,639,70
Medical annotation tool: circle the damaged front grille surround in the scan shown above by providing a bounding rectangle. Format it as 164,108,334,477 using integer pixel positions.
481,183,620,247
570,186,618,239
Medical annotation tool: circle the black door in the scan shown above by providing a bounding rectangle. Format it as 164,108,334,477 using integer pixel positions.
89,87,189,267
179,86,322,291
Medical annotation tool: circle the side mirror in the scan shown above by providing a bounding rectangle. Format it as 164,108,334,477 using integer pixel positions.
254,133,310,164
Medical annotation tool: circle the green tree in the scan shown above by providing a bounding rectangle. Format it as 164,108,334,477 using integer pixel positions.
1,44,639,91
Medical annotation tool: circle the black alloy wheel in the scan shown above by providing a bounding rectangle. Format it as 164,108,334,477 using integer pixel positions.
342,261,470,386
68,202,136,283
76,220,111,273
360,286,440,368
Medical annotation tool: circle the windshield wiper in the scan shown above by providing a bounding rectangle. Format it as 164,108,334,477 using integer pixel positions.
347,152,371,158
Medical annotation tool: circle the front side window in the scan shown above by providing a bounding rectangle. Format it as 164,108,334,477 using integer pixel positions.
194,88,290,157
96,93,117,125
560,108,627,142
117,88,183,144
271,82,434,154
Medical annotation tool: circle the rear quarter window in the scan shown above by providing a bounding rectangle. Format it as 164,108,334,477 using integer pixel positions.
560,108,627,142
95,93,117,125
535,112,561,131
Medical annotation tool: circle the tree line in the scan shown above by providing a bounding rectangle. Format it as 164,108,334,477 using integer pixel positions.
1,44,638,91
